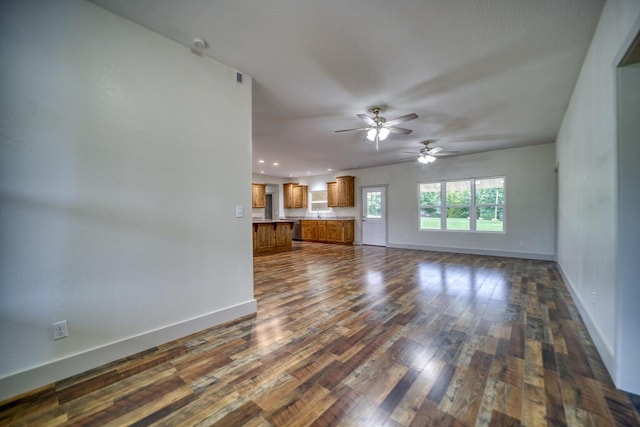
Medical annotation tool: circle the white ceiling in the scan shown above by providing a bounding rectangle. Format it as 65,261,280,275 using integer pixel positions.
89,0,604,178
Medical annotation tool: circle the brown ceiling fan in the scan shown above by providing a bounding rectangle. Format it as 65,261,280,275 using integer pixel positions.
335,107,418,149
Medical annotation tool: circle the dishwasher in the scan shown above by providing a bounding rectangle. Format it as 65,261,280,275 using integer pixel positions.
291,220,302,241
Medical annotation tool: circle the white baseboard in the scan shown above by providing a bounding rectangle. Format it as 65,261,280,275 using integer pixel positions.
386,242,556,261
0,299,257,402
556,264,615,378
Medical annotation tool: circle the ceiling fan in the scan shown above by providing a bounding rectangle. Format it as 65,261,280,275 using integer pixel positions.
335,107,418,149
410,140,460,164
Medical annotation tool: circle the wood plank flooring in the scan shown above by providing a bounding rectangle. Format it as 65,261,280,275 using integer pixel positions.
2,242,639,426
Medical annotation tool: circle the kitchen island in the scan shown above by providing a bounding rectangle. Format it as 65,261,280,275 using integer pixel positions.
252,220,295,256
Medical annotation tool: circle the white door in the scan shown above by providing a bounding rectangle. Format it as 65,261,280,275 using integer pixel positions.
362,186,386,246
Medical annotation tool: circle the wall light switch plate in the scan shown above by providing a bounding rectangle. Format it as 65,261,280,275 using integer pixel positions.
235,206,243,218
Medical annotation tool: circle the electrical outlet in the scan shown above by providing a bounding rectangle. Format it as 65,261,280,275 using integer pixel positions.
52,320,68,340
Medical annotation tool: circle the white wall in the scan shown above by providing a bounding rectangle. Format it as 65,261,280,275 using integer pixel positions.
293,143,556,260
556,0,640,393
617,62,640,395
0,0,255,400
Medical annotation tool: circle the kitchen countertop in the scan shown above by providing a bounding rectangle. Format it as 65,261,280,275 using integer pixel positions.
252,219,296,223
299,217,355,220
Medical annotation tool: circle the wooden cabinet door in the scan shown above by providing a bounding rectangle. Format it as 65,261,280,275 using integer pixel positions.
317,220,327,241
283,183,297,209
292,185,308,208
327,182,338,207
252,183,266,208
326,221,338,242
301,220,317,241
275,223,292,248
343,220,355,243
336,176,354,207
255,224,274,251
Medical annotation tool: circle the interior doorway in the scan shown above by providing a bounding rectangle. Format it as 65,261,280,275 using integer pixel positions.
265,194,273,220
614,26,640,393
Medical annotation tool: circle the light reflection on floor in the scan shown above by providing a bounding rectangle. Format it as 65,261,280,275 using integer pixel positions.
364,270,385,294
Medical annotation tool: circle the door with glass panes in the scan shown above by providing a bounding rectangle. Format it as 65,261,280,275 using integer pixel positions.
362,186,386,246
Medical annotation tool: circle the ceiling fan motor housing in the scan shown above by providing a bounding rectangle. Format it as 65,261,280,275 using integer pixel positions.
370,107,385,126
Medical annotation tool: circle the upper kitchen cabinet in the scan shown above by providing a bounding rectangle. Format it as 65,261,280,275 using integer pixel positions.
283,183,308,209
292,185,308,209
328,176,355,207
283,183,297,209
252,183,266,208
327,181,337,207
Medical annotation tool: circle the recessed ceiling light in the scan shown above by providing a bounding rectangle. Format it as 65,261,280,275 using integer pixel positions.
273,162,279,166
327,168,332,171
258,160,265,163
260,170,265,174
306,171,311,175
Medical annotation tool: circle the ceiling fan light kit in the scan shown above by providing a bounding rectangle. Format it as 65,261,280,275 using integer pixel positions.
335,106,418,150
418,154,436,164
367,126,390,142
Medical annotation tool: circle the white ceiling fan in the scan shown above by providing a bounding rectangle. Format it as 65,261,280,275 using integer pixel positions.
408,140,460,164
335,107,418,150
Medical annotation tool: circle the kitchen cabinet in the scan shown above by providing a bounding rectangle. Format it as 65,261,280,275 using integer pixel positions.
327,176,355,207
337,176,355,207
326,221,343,242
283,183,297,209
317,220,327,241
252,183,266,208
292,185,308,208
283,183,308,209
300,219,354,244
301,220,317,241
327,182,337,207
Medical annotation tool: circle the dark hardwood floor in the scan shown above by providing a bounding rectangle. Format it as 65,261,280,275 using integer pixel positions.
1,242,639,426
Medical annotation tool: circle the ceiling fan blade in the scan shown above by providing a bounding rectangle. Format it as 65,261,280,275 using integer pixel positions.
388,127,413,135
335,127,370,133
433,150,460,157
385,113,419,126
356,113,376,126
428,146,444,154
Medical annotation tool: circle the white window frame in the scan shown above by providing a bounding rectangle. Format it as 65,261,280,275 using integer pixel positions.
418,176,505,233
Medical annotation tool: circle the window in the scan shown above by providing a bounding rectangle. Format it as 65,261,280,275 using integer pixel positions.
310,190,329,212
445,180,471,230
419,176,505,232
366,191,382,218
475,177,505,232
419,182,441,230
